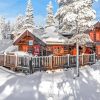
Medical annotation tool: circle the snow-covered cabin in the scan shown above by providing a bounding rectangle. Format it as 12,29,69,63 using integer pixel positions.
42,26,69,56
13,26,70,56
13,30,46,56
89,21,100,58
13,27,94,56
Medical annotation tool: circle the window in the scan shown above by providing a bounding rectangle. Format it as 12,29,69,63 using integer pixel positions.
29,40,33,46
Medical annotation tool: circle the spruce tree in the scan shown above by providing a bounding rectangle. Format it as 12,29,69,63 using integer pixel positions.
55,0,96,34
14,15,24,33
45,1,55,28
23,0,34,30
0,16,6,40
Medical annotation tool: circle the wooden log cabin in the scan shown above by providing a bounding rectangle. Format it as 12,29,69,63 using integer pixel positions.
13,30,46,56
13,30,70,56
13,29,94,56
88,21,100,58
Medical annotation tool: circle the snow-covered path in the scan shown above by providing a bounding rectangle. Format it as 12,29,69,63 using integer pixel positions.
0,61,100,100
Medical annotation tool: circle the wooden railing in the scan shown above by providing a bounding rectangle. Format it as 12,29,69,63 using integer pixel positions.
0,54,4,66
0,53,96,73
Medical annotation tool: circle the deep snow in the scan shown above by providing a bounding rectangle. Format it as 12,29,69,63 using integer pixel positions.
0,61,100,100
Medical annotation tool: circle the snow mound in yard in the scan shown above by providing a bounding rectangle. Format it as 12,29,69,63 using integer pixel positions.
0,61,100,100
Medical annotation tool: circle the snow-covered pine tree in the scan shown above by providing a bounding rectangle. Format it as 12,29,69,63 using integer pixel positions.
45,1,55,28
4,21,11,39
55,0,96,35
14,15,24,33
0,16,6,40
23,0,34,31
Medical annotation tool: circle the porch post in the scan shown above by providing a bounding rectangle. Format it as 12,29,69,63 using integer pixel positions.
51,55,53,70
45,47,47,56
82,53,84,65
41,47,44,56
76,40,79,77
94,53,96,63
67,54,70,67
15,53,18,68
29,57,33,74
4,53,6,66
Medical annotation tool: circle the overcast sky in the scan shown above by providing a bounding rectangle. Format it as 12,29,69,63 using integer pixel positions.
0,0,99,26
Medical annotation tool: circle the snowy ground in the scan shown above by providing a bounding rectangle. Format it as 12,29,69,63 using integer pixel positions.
0,61,100,100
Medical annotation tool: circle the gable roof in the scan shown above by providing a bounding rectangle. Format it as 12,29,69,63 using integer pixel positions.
94,21,100,29
84,21,100,34
13,30,46,46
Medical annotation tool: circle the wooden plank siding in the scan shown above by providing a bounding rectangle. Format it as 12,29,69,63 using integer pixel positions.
13,30,46,56
87,22,100,59
46,45,69,56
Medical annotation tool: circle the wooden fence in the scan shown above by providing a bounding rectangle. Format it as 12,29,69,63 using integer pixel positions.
0,53,96,73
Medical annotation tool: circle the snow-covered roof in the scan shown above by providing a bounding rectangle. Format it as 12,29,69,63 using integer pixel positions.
45,26,56,34
44,33,93,45
13,30,25,43
13,29,44,43
13,29,46,47
42,26,93,45
43,37,69,45
43,26,65,38
42,26,69,45
13,27,93,46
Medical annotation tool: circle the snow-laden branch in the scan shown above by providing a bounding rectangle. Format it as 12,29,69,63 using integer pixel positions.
55,0,96,34
68,34,93,45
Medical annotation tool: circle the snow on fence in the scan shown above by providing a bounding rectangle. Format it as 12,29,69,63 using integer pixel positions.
0,53,96,73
